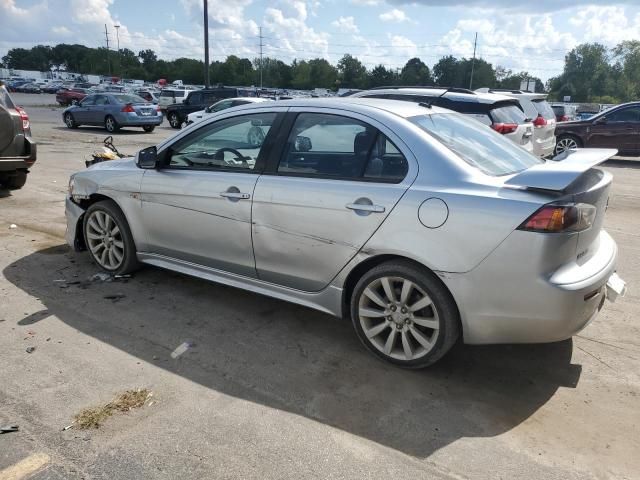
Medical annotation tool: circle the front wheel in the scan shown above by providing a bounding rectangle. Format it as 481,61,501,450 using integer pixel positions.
83,200,140,275
168,112,181,129
554,135,581,155
64,112,78,129
350,261,460,368
143,125,155,133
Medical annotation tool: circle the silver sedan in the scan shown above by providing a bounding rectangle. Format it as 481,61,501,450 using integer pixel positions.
65,98,626,368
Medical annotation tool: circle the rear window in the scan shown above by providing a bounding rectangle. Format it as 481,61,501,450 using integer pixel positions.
0,87,15,108
532,99,555,120
551,105,565,116
490,104,528,124
113,94,147,104
410,113,543,176
160,90,176,98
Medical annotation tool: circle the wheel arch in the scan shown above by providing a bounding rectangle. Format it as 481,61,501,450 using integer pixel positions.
74,193,131,251
341,254,462,331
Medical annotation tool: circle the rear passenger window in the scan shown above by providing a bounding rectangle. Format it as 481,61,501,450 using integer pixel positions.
278,113,408,182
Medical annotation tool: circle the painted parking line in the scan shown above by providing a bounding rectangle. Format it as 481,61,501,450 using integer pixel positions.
0,453,50,480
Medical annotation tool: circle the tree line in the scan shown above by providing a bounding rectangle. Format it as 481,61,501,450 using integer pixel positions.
3,41,640,102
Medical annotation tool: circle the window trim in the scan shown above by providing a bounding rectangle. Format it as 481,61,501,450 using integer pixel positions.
160,111,284,174
268,111,409,184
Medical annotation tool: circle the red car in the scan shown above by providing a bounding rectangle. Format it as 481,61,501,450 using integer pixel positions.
56,88,90,106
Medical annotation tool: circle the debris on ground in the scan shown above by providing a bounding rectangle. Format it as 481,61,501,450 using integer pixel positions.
26,346,36,354
170,341,195,359
9,224,17,229
72,388,152,430
0,425,19,434
90,273,112,282
103,293,126,302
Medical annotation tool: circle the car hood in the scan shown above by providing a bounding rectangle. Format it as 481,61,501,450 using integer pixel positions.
87,157,137,171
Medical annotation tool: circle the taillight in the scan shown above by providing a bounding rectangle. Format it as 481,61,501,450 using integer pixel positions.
533,115,547,128
16,107,29,130
559,115,569,122
518,203,596,233
156,105,161,112
491,123,518,134
121,104,135,113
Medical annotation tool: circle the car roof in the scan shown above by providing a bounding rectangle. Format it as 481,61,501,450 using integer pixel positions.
353,87,516,105
231,97,452,118
475,88,548,100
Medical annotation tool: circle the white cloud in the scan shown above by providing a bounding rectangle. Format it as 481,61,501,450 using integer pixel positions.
51,26,72,36
569,6,640,45
350,0,379,5
379,9,411,23
332,16,359,33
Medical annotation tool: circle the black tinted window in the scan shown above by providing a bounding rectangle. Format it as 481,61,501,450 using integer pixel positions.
532,100,555,120
490,104,527,124
606,107,640,122
188,93,203,104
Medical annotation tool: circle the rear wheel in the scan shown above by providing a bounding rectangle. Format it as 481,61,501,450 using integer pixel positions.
143,125,155,133
64,112,78,129
104,115,119,133
0,170,28,190
555,135,582,155
350,261,460,368
83,200,140,275
168,112,181,129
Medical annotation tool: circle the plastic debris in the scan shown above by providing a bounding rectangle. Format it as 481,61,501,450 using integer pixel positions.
9,224,17,229
0,425,19,434
26,346,36,354
62,424,73,431
170,341,195,359
90,273,112,282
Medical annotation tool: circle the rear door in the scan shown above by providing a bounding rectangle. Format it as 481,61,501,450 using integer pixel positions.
252,109,417,292
0,87,19,156
588,106,640,153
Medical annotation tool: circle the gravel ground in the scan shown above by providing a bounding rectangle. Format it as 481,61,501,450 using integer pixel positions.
0,93,639,479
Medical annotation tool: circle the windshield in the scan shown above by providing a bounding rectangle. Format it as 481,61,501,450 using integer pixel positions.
410,113,543,176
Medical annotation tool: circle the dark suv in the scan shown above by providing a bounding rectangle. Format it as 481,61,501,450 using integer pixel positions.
0,85,36,190
165,87,247,128
554,101,640,156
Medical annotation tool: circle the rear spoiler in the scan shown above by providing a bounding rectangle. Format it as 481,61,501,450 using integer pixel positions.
504,148,617,192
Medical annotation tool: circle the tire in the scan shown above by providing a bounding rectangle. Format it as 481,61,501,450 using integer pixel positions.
554,135,582,156
1,170,27,190
143,125,155,133
168,112,181,129
83,200,140,275
64,112,78,129
104,115,119,133
350,261,460,368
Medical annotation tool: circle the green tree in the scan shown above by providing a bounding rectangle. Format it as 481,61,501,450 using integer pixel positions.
433,55,462,87
337,54,368,89
308,58,338,89
399,58,432,86
369,64,397,88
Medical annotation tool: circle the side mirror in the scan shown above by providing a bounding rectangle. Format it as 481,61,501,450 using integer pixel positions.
205,106,212,113
295,136,312,152
594,116,607,125
136,146,159,169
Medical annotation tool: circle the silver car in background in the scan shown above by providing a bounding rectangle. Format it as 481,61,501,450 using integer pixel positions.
65,98,625,368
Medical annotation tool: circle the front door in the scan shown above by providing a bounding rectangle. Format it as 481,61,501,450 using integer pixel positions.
139,111,280,277
588,106,640,153
73,95,95,122
252,111,416,292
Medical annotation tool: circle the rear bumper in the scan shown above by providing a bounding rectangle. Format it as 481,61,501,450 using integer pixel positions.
0,137,37,171
445,230,621,344
533,135,556,157
115,113,163,126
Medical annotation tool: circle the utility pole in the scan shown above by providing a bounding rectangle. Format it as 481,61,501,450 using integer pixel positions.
114,24,120,77
104,24,111,77
203,0,210,88
469,32,477,90
259,26,264,89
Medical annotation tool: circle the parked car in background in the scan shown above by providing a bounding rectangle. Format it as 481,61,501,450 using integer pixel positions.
56,88,91,106
134,90,159,103
351,87,534,153
42,83,65,94
551,104,578,122
65,97,624,368
555,101,640,155
166,87,248,128
0,85,36,190
476,89,556,157
157,88,190,110
186,97,270,125
62,93,163,133
17,83,42,94
7,80,29,92
576,104,601,121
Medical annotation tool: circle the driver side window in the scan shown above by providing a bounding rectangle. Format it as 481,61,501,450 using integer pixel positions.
168,112,276,171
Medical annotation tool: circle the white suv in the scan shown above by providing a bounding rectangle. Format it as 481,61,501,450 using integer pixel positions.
477,89,556,158
351,87,534,153
158,88,190,110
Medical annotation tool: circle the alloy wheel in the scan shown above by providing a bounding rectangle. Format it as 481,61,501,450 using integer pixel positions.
105,117,116,132
65,114,75,128
85,210,125,270
555,137,579,154
169,114,180,128
357,276,440,361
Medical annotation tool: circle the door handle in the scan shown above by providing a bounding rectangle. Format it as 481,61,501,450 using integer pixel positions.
220,192,250,199
346,203,385,213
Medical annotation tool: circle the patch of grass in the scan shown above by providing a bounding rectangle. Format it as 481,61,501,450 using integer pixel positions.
73,388,151,429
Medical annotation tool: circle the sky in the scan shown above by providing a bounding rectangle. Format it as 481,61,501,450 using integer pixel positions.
2,0,640,81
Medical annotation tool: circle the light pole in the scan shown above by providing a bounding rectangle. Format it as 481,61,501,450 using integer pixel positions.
114,24,121,78
203,0,210,88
